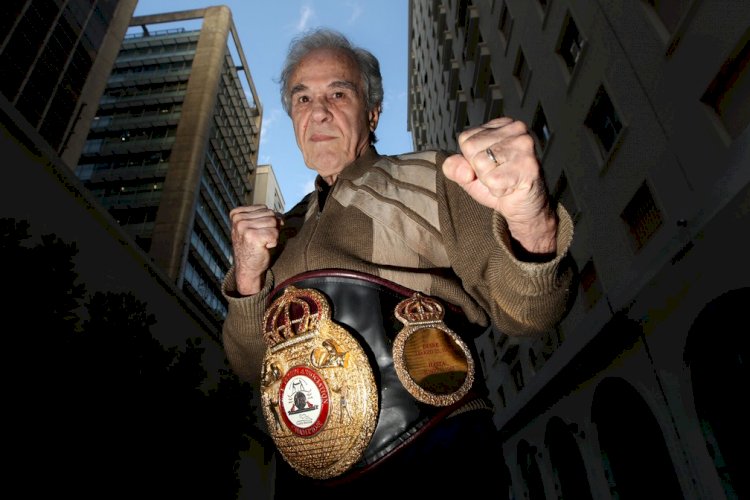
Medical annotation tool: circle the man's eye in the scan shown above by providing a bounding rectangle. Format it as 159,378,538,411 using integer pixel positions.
332,92,345,99
297,95,309,103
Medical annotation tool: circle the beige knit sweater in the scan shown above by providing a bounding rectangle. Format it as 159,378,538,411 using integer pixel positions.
222,147,576,385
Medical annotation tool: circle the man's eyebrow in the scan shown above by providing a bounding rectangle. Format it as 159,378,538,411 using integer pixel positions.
290,80,358,96
329,80,357,92
290,83,308,96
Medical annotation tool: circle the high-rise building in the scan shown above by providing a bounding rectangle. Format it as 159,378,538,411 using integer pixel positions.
408,1,748,498
1,2,264,494
0,0,138,167
75,6,263,325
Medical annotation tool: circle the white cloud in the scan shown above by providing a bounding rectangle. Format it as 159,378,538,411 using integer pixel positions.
296,5,314,31
260,108,284,145
346,1,363,24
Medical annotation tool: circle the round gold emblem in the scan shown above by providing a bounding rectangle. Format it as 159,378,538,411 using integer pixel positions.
392,293,475,406
261,286,378,479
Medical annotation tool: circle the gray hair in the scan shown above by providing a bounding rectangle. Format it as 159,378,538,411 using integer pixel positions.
279,28,384,141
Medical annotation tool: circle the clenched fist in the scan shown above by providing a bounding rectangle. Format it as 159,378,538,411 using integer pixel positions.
442,117,557,256
230,205,284,295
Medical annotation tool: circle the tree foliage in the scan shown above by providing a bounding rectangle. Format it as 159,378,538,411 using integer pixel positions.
3,218,262,498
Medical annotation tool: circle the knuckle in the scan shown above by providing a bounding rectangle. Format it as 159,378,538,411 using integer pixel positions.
515,133,535,150
508,120,528,135
457,129,471,144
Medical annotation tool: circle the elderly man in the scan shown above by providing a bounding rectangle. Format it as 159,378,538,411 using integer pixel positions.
223,28,575,496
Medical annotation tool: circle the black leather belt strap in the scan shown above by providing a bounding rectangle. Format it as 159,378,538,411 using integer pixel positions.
270,269,491,475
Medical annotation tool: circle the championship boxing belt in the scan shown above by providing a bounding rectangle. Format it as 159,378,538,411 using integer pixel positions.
260,270,485,480
260,285,379,480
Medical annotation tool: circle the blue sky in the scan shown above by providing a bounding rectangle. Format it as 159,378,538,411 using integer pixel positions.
133,0,413,209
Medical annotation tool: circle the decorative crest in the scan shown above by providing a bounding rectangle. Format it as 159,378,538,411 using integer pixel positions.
394,292,445,325
263,286,331,346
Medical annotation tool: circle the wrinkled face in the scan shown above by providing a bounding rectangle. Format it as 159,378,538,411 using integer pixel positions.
288,48,380,183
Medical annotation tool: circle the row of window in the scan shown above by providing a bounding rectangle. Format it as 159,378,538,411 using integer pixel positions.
496,1,675,277
109,205,158,228
111,59,192,76
89,179,164,202
124,26,191,41
77,150,170,175
413,1,702,320
197,178,233,262
195,206,232,270
190,226,227,284
209,121,253,168
95,102,183,120
119,40,198,59
184,257,227,320
203,146,242,214
0,0,113,149
102,80,189,100
86,125,177,146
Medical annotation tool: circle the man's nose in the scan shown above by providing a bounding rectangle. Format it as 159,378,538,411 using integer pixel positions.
310,97,331,121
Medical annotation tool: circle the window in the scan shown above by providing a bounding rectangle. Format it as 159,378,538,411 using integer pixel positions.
585,85,623,156
484,81,504,123
498,1,512,43
701,34,749,139
536,0,551,18
511,361,525,391
532,103,551,153
455,90,468,135
554,171,580,222
529,347,540,372
558,12,585,72
457,0,469,27
497,385,506,409
646,0,690,34
463,6,480,60
513,47,531,95
448,60,460,99
442,32,454,71
473,42,492,96
621,181,663,250
580,259,602,309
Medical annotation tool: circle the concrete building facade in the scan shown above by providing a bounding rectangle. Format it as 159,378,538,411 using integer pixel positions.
0,0,233,399
251,164,285,214
1,4,277,497
74,7,263,326
408,1,748,498
0,0,138,167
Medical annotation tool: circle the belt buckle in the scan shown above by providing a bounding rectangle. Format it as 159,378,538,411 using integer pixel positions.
393,293,475,406
261,286,379,479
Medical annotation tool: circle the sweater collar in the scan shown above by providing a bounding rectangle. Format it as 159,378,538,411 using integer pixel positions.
342,145,380,180
324,145,381,184
313,146,380,208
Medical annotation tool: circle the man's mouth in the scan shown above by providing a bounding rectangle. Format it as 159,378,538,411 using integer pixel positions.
309,133,336,142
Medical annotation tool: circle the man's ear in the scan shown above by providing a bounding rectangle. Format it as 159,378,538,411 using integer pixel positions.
368,105,381,131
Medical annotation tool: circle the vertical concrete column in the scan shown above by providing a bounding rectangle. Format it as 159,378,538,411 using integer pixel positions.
149,6,231,283
578,418,615,499
60,0,139,169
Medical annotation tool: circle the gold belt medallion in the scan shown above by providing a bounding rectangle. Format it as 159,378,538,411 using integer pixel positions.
393,293,475,406
261,286,378,479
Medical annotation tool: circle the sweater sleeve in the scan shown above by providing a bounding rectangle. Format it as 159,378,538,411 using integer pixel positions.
436,151,577,337
220,195,313,386
221,267,274,385
487,204,577,335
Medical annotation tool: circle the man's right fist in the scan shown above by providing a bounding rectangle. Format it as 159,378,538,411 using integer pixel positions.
229,205,284,295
